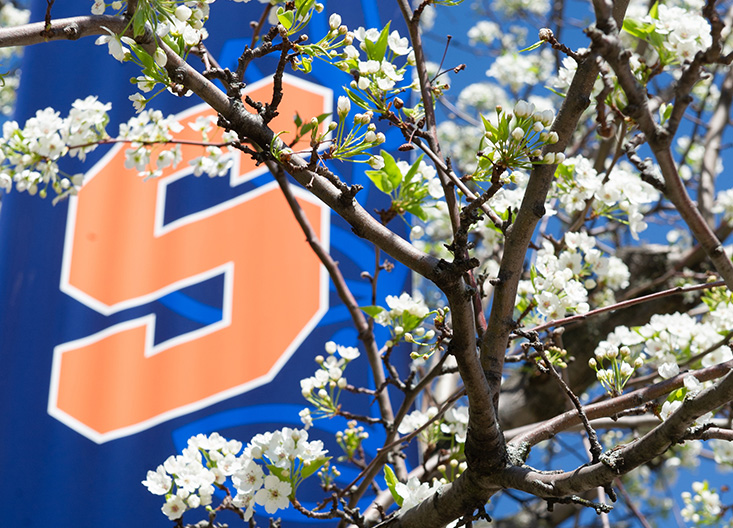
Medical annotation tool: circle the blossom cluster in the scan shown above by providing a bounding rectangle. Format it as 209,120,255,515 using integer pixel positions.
0,97,111,202
299,341,360,426
643,3,712,63
118,108,185,179
92,0,215,112
658,374,713,424
142,432,242,520
594,293,733,423
232,427,328,517
368,292,433,349
517,232,630,323
552,156,660,240
397,404,469,448
681,481,724,526
395,476,442,511
335,420,369,460
589,345,643,396
365,151,443,224
142,429,328,521
338,25,413,95
596,305,733,383
477,100,561,175
486,49,554,94
329,102,387,165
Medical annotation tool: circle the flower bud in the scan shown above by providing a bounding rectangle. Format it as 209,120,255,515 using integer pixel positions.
540,109,555,126
514,100,531,118
154,48,167,67
175,5,192,21
329,13,341,30
368,155,384,170
337,95,351,119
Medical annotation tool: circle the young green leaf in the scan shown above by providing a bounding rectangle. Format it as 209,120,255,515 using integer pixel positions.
300,456,331,481
384,465,403,507
364,22,391,62
380,150,403,192
365,169,393,193
277,7,294,31
518,40,543,53
360,305,386,318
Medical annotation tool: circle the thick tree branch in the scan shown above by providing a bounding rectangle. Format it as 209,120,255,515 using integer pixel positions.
500,367,733,497
507,360,733,446
0,14,124,46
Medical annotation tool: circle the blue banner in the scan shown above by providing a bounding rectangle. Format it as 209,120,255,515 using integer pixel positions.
0,2,409,525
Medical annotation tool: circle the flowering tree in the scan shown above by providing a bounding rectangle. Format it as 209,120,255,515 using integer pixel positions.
1,0,733,527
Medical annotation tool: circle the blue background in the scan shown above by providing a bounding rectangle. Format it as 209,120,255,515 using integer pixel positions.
0,1,415,525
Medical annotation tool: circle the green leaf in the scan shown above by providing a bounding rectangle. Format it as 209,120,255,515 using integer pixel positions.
662,103,673,123
384,465,403,507
344,87,371,110
295,0,316,20
621,18,653,39
299,56,313,74
276,7,294,31
132,12,146,37
518,40,543,53
294,113,303,128
481,114,497,136
544,86,567,98
267,465,287,481
365,169,393,193
300,456,331,480
402,154,424,186
649,0,659,19
129,42,155,70
404,203,428,221
670,388,686,401
364,22,391,62
360,305,385,318
380,150,403,191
